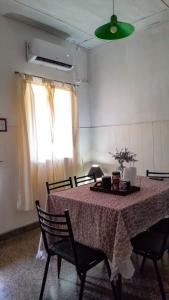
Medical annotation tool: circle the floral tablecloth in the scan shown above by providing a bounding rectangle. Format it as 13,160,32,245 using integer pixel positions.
39,176,169,279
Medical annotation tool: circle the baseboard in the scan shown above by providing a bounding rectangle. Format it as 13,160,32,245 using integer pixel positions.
0,222,39,241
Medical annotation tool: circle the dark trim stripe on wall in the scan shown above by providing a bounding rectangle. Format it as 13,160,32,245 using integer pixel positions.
0,222,39,241
80,119,169,129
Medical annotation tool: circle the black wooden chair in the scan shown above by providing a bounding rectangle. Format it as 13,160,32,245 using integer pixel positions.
46,177,73,194
131,218,169,300
146,170,169,180
74,174,96,187
35,200,117,300
146,170,169,237
146,169,169,255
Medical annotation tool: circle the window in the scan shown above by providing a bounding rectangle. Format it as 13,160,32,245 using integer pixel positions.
16,73,79,210
31,84,73,163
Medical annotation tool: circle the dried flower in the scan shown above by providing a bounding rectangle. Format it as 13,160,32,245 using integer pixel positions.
109,148,137,172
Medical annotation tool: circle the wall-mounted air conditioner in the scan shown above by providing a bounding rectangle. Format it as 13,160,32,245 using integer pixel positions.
26,38,74,71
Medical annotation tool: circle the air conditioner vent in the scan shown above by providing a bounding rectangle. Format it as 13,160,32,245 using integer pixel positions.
35,56,73,69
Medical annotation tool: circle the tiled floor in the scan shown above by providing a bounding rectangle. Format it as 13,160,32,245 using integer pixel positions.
0,228,169,300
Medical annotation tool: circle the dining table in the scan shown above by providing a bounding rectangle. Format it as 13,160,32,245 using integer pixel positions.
37,176,169,281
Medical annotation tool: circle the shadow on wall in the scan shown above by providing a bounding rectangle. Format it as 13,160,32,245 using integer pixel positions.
81,160,93,175
83,162,119,176
97,163,118,176
89,162,144,177
83,159,147,177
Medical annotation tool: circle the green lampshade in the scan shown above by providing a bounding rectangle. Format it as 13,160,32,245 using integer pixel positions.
95,15,134,40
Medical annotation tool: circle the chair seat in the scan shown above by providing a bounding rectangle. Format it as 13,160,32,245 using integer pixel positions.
131,231,169,258
50,239,105,271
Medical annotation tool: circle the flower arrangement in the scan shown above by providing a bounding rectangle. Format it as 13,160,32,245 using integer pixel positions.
109,147,137,173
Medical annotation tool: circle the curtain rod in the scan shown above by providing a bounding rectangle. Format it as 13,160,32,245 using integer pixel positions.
14,71,76,87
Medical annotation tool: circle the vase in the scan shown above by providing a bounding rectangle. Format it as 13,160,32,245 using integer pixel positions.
123,167,137,186
118,163,125,178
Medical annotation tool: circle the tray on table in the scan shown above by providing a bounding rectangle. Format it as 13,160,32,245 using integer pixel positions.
90,185,140,196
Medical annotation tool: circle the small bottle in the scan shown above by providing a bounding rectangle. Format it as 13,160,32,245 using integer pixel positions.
112,171,120,191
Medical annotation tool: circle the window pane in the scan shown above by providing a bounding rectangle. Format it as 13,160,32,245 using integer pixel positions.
31,84,52,162
31,84,73,162
53,89,73,158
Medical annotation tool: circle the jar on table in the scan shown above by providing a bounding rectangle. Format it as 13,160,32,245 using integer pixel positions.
112,171,121,191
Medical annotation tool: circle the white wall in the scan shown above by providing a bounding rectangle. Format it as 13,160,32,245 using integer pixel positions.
77,82,92,173
88,24,169,175
0,16,91,234
3,17,169,234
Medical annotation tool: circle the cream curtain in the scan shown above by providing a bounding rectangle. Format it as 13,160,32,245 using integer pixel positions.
16,74,80,210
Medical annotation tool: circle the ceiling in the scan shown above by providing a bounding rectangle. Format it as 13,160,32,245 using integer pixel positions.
1,0,169,48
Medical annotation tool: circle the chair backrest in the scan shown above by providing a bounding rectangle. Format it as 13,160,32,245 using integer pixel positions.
35,200,79,268
74,174,96,187
146,170,169,179
46,177,73,194
150,218,169,257
151,218,169,234
159,219,169,256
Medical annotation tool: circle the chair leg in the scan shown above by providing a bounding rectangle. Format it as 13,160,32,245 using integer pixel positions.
104,258,118,300
140,255,147,272
117,274,122,300
79,272,86,300
39,254,51,300
153,259,166,300
57,256,62,278
77,271,82,281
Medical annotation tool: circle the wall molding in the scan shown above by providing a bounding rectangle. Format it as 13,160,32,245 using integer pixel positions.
80,119,169,129
90,119,169,129
0,222,39,241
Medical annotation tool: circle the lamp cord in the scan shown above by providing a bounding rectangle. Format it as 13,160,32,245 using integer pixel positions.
113,0,114,14
161,0,169,8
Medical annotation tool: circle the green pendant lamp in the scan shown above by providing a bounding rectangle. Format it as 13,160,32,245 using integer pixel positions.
95,0,134,40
